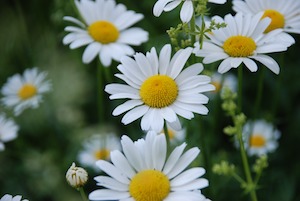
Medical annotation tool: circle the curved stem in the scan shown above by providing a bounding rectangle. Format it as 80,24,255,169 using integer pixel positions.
79,187,88,201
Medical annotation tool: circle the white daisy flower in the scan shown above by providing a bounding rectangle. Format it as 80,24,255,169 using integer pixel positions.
0,114,19,151
241,119,281,156
63,0,149,66
77,133,121,171
153,0,226,23
105,44,215,132
0,194,28,201
210,72,237,96
89,131,209,201
232,0,300,34
1,68,51,116
193,13,291,74
160,123,186,145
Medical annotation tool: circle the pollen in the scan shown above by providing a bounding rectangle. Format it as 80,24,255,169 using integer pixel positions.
261,9,285,33
223,36,256,57
88,21,119,44
249,134,266,148
94,149,110,160
18,84,37,100
129,169,170,201
140,75,178,108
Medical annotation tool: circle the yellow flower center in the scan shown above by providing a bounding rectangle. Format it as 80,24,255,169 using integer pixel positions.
211,81,222,93
140,75,178,108
249,134,266,148
18,84,37,100
261,9,285,33
94,148,110,160
129,169,170,201
223,36,256,57
88,21,119,44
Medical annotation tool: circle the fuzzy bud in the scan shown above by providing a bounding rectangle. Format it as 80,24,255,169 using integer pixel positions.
66,162,88,189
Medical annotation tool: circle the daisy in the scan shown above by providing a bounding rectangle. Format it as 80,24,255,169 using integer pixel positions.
0,114,19,151
89,131,209,201
232,0,300,34
210,72,237,96
160,123,186,145
77,133,121,171
153,0,227,23
1,68,51,116
241,119,281,156
0,194,28,201
193,12,291,74
105,44,215,132
63,0,148,66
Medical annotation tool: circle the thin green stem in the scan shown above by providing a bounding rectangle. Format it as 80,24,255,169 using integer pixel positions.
163,121,170,147
78,187,88,201
253,68,265,118
97,62,105,123
103,66,113,83
237,127,258,201
238,66,243,113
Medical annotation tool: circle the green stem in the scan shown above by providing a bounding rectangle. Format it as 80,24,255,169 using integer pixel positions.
97,62,105,123
78,187,88,201
253,68,265,118
237,127,258,201
103,66,113,83
163,121,170,147
238,66,243,113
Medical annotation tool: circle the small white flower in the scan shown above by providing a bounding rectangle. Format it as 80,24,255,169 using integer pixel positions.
89,131,209,201
66,162,88,188
241,119,281,156
0,114,19,151
0,194,28,201
1,68,51,116
78,133,121,171
63,0,148,66
160,123,186,145
105,44,215,132
194,13,291,74
153,0,226,23
210,72,237,96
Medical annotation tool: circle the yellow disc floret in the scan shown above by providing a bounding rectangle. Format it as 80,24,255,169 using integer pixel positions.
129,169,170,201
18,84,37,100
261,9,285,33
140,75,178,108
250,134,266,148
88,21,119,44
94,149,110,160
223,36,256,57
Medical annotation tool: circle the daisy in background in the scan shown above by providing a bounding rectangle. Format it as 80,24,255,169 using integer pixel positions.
105,44,215,132
210,72,237,96
153,0,227,23
0,114,19,151
1,68,51,116
232,0,298,46
160,123,186,145
0,194,28,201
238,119,281,156
77,132,121,171
193,12,291,74
89,131,209,201
63,0,148,66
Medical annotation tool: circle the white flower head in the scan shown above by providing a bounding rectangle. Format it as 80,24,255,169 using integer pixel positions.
63,0,149,66
210,72,237,96
0,114,19,151
232,0,300,35
1,68,51,116
77,133,121,171
89,131,209,201
153,0,226,23
105,44,215,132
0,194,28,201
66,162,89,188
160,123,186,145
241,119,281,156
194,12,291,74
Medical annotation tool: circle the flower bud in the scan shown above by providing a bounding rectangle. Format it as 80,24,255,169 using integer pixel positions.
66,162,88,188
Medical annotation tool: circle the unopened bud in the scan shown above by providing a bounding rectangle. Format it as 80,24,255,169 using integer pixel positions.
66,162,88,188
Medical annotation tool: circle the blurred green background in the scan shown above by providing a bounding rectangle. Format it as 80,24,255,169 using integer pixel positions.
1,0,300,201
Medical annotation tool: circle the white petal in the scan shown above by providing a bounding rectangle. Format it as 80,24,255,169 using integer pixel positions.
180,1,193,23
110,150,136,179
121,105,149,125
89,189,129,200
94,176,128,191
82,42,102,64
163,143,187,175
96,160,130,184
171,167,206,186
